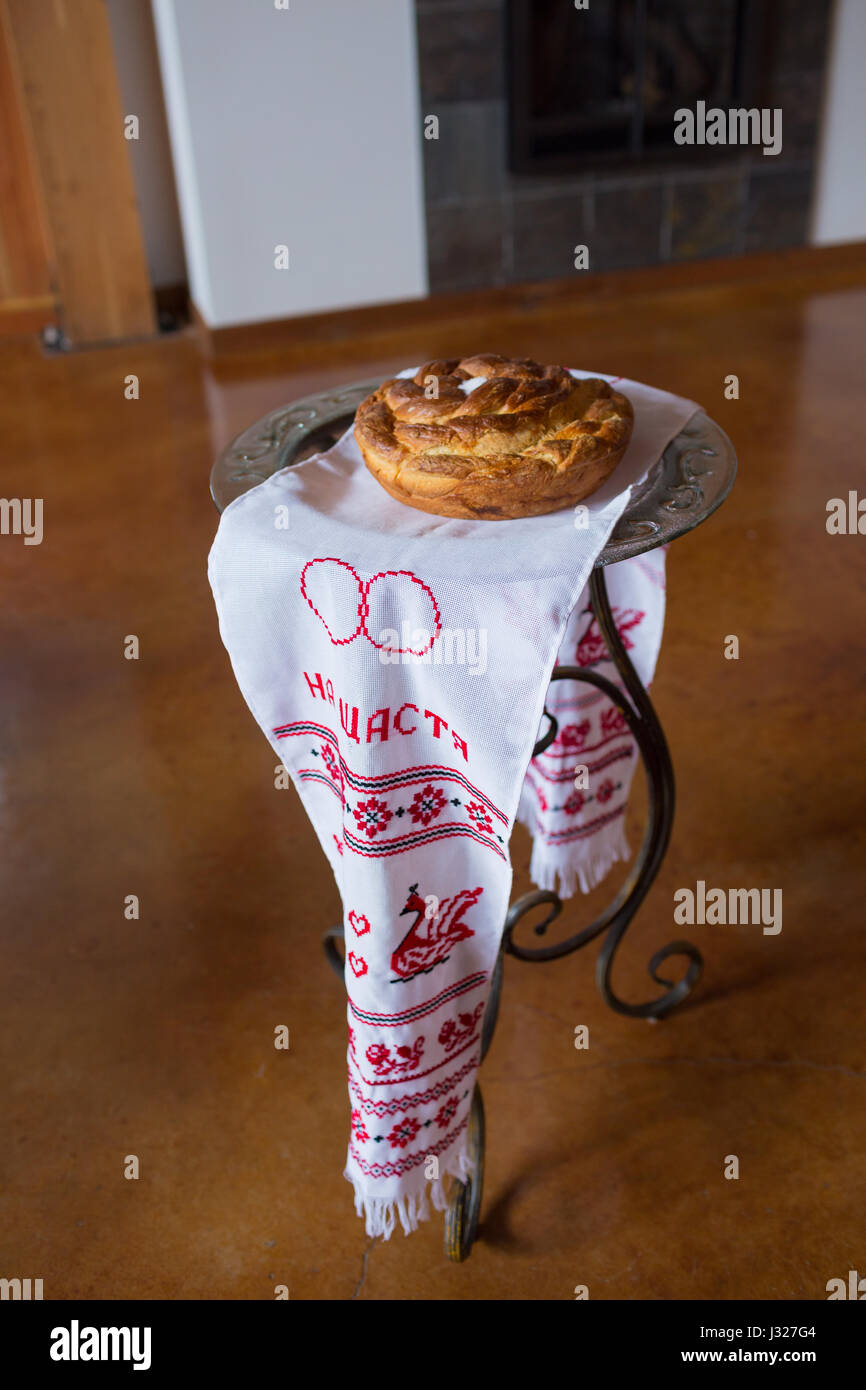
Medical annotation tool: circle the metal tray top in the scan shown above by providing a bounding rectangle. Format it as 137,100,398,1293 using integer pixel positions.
210,380,736,565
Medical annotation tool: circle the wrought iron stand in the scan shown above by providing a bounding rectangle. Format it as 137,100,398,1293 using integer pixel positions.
211,380,737,1264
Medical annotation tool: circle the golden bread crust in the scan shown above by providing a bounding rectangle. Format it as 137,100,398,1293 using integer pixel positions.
353,354,634,520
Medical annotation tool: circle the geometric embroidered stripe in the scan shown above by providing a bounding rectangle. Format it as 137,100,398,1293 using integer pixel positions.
341,767,507,826
348,1056,479,1115
542,691,606,712
273,718,507,824
343,820,507,862
297,775,506,859
348,972,487,1027
348,1114,468,1179
298,769,341,796
536,804,625,844
352,1090,472,1146
526,743,635,785
536,727,632,759
274,719,337,743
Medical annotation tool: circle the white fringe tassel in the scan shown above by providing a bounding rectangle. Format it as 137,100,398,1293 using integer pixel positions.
527,817,631,900
347,1146,476,1240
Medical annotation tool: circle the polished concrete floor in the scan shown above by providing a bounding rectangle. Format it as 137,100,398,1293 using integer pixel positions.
1,250,864,1300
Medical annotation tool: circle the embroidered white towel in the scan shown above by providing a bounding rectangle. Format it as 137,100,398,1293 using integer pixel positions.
208,368,698,1238
518,544,667,899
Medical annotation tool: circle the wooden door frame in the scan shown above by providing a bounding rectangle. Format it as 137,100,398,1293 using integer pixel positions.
1,0,157,345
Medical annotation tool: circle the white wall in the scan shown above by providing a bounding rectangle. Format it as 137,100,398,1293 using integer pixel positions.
151,0,428,328
105,0,187,288
811,0,866,245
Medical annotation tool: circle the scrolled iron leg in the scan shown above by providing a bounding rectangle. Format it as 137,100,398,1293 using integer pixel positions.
503,566,702,1018
588,566,702,1017
444,1084,485,1262
322,925,345,978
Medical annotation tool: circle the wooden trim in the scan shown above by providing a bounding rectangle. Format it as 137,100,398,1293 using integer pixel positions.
0,292,56,336
0,2,55,311
194,242,866,364
2,0,156,345
0,293,54,313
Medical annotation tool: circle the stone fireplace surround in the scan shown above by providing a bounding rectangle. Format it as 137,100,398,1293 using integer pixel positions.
414,0,833,293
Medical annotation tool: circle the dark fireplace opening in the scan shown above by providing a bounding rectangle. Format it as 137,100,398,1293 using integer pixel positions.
507,0,768,174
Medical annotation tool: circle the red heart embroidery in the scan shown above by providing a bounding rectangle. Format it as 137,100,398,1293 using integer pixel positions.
347,952,368,978
348,910,370,937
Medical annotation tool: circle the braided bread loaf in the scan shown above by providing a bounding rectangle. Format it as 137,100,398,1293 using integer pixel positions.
353,353,634,520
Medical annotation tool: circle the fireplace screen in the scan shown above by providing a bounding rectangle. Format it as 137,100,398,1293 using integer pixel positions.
507,0,763,173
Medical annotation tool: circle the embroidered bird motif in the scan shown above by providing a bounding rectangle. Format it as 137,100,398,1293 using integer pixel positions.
390,884,483,983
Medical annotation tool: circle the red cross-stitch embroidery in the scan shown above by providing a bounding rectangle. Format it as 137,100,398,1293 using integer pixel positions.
386,1116,423,1149
351,1035,481,1086
434,1095,461,1129
601,707,628,737
408,783,447,826
348,1056,478,1115
277,722,504,820
364,1038,426,1078
438,1003,485,1052
348,972,487,1027
298,557,366,646
528,743,634,788
348,1088,473,1148
351,795,394,839
279,721,508,862
464,801,494,835
390,884,482,983
347,909,371,937
349,1004,485,1085
347,952,368,979
349,1115,468,1179
320,740,344,793
537,804,626,846
299,558,442,655
558,720,590,751
576,607,645,666
539,721,632,763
